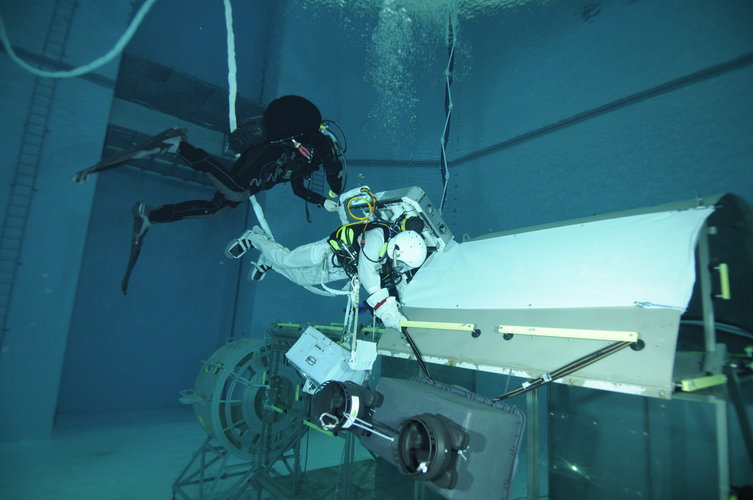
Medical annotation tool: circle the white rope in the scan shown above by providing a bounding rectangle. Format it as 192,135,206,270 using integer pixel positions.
222,0,238,133
249,196,274,239
222,0,274,239
303,285,333,296
299,257,352,297
301,268,351,297
0,0,159,78
319,281,351,296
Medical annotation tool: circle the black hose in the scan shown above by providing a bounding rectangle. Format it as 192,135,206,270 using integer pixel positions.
402,327,433,382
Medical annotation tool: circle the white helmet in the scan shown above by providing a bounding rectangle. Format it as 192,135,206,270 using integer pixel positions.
386,230,427,271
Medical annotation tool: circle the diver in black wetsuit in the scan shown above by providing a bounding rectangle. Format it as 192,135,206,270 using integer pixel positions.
145,124,343,223
73,95,346,294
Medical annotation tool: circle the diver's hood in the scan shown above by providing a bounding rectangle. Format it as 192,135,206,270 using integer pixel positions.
263,95,322,141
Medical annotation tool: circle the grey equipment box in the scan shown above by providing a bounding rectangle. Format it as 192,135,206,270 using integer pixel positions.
360,377,525,500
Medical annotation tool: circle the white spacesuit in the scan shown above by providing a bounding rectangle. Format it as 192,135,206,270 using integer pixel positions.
227,224,428,331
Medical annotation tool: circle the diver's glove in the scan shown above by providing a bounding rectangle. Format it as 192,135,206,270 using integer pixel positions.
323,199,338,212
367,289,406,331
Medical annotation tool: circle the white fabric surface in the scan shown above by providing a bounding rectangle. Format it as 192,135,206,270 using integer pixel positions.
402,207,714,310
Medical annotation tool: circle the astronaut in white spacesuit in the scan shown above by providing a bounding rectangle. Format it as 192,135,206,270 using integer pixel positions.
226,217,428,331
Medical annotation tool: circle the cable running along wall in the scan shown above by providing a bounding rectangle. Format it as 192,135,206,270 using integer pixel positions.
439,0,457,214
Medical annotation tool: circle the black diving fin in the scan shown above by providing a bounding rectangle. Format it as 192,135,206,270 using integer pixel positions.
73,127,187,183
121,203,151,295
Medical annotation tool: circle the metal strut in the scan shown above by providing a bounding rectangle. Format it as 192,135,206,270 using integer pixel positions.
493,340,634,401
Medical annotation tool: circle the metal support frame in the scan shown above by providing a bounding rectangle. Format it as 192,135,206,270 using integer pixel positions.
333,433,357,500
540,217,739,499
724,366,753,472
172,436,259,500
172,428,306,500
674,223,731,500
714,396,730,500
673,392,730,500
697,225,719,373
527,389,541,500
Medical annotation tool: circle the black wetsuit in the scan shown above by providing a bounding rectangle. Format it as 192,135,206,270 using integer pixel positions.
148,131,343,223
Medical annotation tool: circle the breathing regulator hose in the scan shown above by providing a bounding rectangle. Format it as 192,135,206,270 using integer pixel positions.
346,187,377,221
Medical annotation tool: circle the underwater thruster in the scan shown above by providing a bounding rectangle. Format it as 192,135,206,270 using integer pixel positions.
309,376,524,499
360,377,525,500
392,413,470,490
309,379,471,491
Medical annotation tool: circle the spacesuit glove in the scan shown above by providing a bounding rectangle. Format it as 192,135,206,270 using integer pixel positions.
323,199,338,212
376,298,406,331
367,290,406,331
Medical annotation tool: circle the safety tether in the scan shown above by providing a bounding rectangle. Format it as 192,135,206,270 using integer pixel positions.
0,0,159,78
222,0,274,239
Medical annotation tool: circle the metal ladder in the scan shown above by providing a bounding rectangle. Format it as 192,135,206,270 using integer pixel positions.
0,0,78,349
